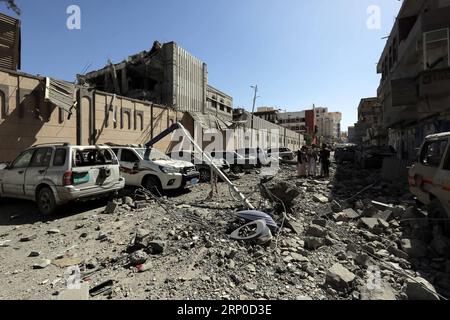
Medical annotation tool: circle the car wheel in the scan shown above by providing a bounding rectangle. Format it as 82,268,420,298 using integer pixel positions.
199,168,211,182
428,198,450,236
37,187,57,216
143,176,162,196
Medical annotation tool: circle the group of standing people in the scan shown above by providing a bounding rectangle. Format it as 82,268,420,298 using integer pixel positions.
297,144,331,178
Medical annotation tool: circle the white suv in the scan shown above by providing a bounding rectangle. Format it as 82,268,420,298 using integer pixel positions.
0,144,125,215
110,146,199,193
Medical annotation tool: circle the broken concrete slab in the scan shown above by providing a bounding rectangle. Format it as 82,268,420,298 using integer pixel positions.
52,257,83,268
20,234,37,242
57,283,90,300
360,283,397,300
305,225,327,238
372,210,393,222
358,218,380,231
47,229,60,235
325,263,356,292
104,201,119,214
404,277,440,300
313,194,329,204
33,259,51,269
334,208,360,222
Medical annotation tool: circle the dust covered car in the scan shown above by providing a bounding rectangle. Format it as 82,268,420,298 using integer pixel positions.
0,144,125,215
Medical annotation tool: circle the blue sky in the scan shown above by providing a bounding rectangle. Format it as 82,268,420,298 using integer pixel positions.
1,0,402,130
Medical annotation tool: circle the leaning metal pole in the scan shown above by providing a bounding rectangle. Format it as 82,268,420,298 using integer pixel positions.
177,123,255,210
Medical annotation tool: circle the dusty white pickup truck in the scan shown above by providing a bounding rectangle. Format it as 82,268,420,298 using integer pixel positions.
408,132,450,232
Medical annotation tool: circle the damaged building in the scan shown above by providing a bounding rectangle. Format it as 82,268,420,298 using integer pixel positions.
377,0,450,161
77,41,234,120
353,97,384,146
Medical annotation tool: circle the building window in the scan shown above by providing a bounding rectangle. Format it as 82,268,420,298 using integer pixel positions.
423,28,449,70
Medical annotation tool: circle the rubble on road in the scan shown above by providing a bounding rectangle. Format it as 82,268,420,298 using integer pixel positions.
0,162,449,300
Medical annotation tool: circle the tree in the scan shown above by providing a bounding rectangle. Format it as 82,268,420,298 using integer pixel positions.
1,0,21,15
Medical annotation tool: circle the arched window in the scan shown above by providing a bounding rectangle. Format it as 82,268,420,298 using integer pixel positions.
121,108,131,130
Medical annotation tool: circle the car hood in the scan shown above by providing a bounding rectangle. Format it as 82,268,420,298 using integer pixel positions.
145,159,195,169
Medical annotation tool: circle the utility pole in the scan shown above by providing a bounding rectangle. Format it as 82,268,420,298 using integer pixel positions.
250,85,258,147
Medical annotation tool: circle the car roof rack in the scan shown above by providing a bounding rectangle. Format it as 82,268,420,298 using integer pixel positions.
31,142,71,147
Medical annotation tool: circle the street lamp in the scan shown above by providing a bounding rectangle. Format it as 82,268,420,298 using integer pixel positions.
250,85,259,147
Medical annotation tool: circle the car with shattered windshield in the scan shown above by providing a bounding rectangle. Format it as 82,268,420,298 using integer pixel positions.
110,146,199,193
0,143,125,215
409,132,450,233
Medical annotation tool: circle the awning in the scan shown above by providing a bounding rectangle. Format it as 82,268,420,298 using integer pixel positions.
188,112,234,131
45,77,76,114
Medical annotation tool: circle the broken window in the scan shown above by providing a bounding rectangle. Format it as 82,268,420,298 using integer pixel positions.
73,149,117,167
424,29,449,70
30,148,52,167
53,148,67,166
420,140,448,167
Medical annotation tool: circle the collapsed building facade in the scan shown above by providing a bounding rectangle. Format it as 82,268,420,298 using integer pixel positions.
377,0,450,161
353,97,384,146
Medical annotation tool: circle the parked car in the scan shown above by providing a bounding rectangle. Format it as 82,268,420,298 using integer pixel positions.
210,151,257,174
334,144,357,164
236,148,272,167
266,147,294,161
409,132,450,232
167,150,230,182
354,145,396,169
110,146,199,193
0,143,125,215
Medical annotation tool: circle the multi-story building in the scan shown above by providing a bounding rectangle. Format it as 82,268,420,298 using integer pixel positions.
376,0,450,160
278,111,308,133
78,41,233,119
353,97,384,145
253,106,280,124
348,126,356,144
206,85,233,121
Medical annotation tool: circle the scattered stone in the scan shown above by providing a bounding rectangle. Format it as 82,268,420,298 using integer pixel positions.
96,232,108,241
33,259,51,269
404,277,440,300
304,237,325,250
387,245,409,260
47,229,60,235
52,257,83,268
358,218,379,231
290,253,309,263
104,201,119,214
313,194,329,204
401,239,428,258
28,251,41,257
312,219,327,227
84,258,98,270
123,196,134,205
325,263,356,292
129,250,148,266
335,208,360,222
243,282,258,293
372,210,393,222
0,240,11,247
305,225,327,238
147,241,166,255
360,283,397,300
20,234,37,242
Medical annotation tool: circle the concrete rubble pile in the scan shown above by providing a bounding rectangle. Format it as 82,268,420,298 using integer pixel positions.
0,163,449,300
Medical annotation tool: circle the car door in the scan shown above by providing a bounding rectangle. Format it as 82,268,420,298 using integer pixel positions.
415,139,448,201
24,147,53,198
119,149,141,185
1,149,35,197
433,139,450,211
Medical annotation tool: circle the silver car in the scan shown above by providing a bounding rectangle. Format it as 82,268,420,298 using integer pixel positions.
0,143,125,215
